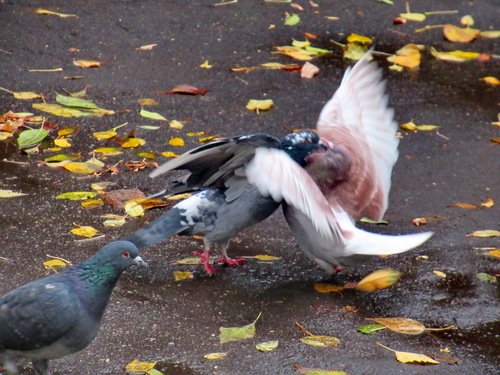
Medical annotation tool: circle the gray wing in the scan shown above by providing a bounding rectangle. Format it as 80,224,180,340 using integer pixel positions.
0,276,79,351
149,133,281,194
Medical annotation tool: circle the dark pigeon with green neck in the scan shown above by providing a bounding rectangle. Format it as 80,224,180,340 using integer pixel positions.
0,240,146,375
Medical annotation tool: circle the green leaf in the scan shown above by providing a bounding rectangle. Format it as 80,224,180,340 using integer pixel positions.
299,335,340,348
17,128,49,148
146,369,164,375
219,312,261,344
360,217,389,225
294,365,348,375
256,340,279,352
356,323,386,334
44,153,80,163
476,273,497,284
284,13,300,26
0,189,28,198
55,92,98,109
55,191,97,200
140,109,167,121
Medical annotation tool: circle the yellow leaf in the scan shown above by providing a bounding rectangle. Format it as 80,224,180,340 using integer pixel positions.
467,230,500,238
167,193,193,200
346,33,373,44
200,60,213,69
443,24,480,43
254,255,281,261
324,16,340,21
93,147,123,156
400,12,426,22
343,42,369,61
63,161,100,175
70,224,99,238
377,342,440,364
186,131,205,137
203,352,228,360
430,47,480,62
313,283,344,294
176,256,202,265
219,312,261,344
274,46,314,61
137,98,158,106
140,108,167,121
125,359,157,373
480,76,500,87
55,191,97,200
168,137,185,147
355,268,402,292
246,99,274,113
300,335,340,348
93,122,128,140
460,15,474,27
136,43,158,51
369,317,426,335
480,197,495,208
291,39,311,48
256,340,279,352
57,127,77,137
34,8,77,18
124,200,145,217
161,151,179,158
0,132,13,140
479,30,500,39
43,259,71,272
28,68,63,72
0,189,27,198
387,44,423,69
73,59,102,68
54,138,72,148
32,103,87,117
416,124,440,131
169,120,184,129
173,271,194,281
448,202,477,209
103,217,127,227
0,87,45,100
81,198,104,208
121,137,146,148
433,270,447,278
485,249,500,258
199,135,217,143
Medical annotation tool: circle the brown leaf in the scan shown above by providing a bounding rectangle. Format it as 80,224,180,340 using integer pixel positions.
102,188,145,209
162,84,208,95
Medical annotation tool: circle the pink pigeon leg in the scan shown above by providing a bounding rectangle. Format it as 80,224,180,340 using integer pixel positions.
193,248,216,275
214,245,245,267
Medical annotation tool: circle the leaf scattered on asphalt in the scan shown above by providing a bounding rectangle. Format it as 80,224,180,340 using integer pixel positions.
0,87,42,100
376,342,440,365
467,230,500,238
443,24,480,43
246,99,273,113
356,324,386,335
0,189,28,198
17,127,49,148
162,84,209,95
55,191,97,200
73,59,102,68
368,317,454,335
70,224,100,238
34,8,77,18
173,271,194,281
293,365,347,375
401,120,439,132
350,268,402,292
168,137,185,146
140,109,167,121
203,352,228,360
219,312,261,344
43,255,72,272
256,340,279,352
284,13,300,26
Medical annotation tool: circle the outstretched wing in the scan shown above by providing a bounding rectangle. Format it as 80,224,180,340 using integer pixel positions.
316,52,399,213
150,133,281,193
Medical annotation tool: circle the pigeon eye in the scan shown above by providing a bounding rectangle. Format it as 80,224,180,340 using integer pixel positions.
122,251,130,258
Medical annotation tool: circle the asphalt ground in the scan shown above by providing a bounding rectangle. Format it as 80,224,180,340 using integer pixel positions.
0,1,499,374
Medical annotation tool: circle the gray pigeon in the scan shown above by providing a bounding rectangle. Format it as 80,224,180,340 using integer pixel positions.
123,132,327,275
0,241,146,375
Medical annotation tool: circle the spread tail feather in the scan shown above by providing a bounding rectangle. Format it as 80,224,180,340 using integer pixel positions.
344,228,433,257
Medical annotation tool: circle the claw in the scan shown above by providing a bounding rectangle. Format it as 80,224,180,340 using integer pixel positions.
214,256,245,267
193,250,216,275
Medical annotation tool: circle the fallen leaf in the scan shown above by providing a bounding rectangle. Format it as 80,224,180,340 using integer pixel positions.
479,248,500,258
29,68,63,72
430,47,480,62
34,8,77,18
81,198,104,208
443,24,480,43
73,59,102,68
199,60,213,69
58,127,77,136
17,127,49,148
173,271,194,281
203,352,228,360
167,193,193,202
400,120,439,131
63,158,105,175
324,16,340,21
256,340,279,352
313,283,344,294
55,191,97,200
376,342,440,364
360,217,389,225
140,109,167,121
399,12,426,22
54,138,71,148
0,189,27,198
162,84,209,95
44,153,80,164
294,365,347,375
346,33,373,44
33,103,114,117
460,15,474,27
343,42,369,61
168,137,185,147
479,30,500,39
169,119,184,130
55,92,98,109
137,98,158,106
93,122,128,140
176,256,202,265
121,137,146,148
246,99,273,113
433,270,447,278
0,87,42,100
161,151,179,158
136,43,158,51
480,76,500,87
124,200,145,217
70,224,99,238
125,359,156,373
284,13,301,26
219,312,261,344
139,125,161,130
467,230,500,238
480,197,495,208
102,214,127,227
368,317,454,335
387,44,423,69
476,273,497,284
354,268,402,292
356,324,386,334
93,147,123,156
254,255,281,261
300,335,340,348
43,256,72,272
136,151,156,160
301,62,320,79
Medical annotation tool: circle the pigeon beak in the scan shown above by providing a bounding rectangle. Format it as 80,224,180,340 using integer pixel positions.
318,138,332,151
133,255,148,267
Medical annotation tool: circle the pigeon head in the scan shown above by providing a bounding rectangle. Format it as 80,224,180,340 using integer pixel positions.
86,241,147,272
280,130,327,166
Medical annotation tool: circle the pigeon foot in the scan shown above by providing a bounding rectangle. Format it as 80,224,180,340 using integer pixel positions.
193,249,216,275
214,256,245,267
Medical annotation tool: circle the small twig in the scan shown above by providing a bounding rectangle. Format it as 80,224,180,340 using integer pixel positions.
74,235,106,243
234,76,249,85
436,131,450,141
0,48,13,55
415,24,446,33
424,10,458,16
2,159,30,166
0,256,14,264
294,322,314,336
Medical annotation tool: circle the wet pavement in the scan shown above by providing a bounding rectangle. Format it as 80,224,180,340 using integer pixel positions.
0,0,499,374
